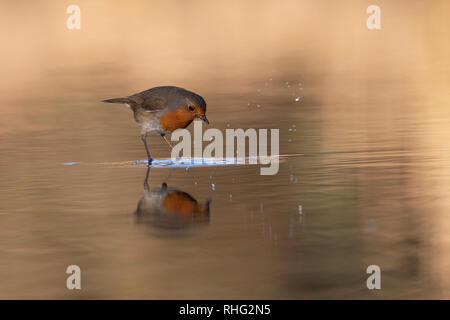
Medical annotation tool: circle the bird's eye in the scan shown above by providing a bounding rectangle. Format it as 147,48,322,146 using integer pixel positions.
188,105,195,111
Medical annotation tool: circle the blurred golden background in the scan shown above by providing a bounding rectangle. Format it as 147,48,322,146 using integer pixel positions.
0,0,449,299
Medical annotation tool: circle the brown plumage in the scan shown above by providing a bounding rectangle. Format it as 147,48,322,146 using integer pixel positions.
135,168,211,229
102,86,209,163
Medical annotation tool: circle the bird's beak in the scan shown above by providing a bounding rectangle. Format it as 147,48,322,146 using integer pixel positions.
199,115,209,125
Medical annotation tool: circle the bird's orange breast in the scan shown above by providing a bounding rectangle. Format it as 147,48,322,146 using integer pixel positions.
162,192,199,218
160,109,194,132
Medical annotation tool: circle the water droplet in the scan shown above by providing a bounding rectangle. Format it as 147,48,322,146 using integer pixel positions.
289,128,292,132
290,174,294,182
226,123,230,128
268,78,273,81
211,183,215,191
298,205,303,215
194,181,198,185
295,97,301,102
256,104,261,108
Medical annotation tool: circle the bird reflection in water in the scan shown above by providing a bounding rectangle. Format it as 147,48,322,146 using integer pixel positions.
134,167,211,229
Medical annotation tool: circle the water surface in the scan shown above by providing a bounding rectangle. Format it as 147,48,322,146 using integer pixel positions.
0,0,449,299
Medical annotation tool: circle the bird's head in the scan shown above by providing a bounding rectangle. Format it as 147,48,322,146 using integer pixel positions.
159,90,209,132
183,93,209,125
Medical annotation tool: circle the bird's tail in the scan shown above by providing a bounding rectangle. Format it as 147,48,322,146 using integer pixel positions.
102,97,130,104
203,199,212,216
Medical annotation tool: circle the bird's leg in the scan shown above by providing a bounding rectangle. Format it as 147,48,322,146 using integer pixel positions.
162,134,180,161
161,134,174,150
143,166,151,191
141,134,153,165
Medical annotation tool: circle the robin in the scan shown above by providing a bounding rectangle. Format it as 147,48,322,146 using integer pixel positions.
135,167,211,229
102,86,209,164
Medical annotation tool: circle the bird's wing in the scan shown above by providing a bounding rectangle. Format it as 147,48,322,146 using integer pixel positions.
128,89,169,112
